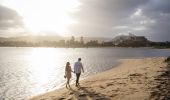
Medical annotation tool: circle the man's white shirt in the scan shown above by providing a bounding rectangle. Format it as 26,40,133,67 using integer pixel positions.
74,61,83,73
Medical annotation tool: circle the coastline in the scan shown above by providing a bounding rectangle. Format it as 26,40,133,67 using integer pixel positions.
30,57,169,100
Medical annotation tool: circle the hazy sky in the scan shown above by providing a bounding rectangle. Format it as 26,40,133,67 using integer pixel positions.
0,0,170,41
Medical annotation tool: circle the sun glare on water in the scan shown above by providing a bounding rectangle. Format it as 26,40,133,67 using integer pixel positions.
28,48,65,85
2,0,80,36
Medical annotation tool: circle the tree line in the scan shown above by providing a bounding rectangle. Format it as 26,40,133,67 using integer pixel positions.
0,36,169,48
0,36,113,47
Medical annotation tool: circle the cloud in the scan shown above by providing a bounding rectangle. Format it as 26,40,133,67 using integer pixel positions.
113,26,129,29
69,0,148,36
69,0,170,41
0,0,170,41
0,5,23,31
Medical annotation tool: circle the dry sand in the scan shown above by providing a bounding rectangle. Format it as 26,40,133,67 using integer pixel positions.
30,57,170,100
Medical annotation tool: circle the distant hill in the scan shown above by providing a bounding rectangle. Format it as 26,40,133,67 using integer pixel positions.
112,33,150,47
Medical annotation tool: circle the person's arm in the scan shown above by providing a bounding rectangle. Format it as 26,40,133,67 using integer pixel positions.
65,67,67,77
81,63,84,73
74,63,76,73
71,66,74,72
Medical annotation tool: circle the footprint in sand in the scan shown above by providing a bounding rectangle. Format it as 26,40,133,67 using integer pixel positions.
99,85,105,89
106,83,114,86
79,93,87,97
112,88,120,92
88,94,93,97
96,97,108,100
51,96,64,100
109,94,118,97
94,93,99,95
129,73,143,77
117,82,126,85
57,97,65,100
40,99,47,100
69,92,74,95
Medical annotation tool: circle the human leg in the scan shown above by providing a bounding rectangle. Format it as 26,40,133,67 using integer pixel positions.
66,77,70,88
76,73,81,86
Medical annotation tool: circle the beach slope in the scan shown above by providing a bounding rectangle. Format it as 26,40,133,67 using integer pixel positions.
30,57,170,100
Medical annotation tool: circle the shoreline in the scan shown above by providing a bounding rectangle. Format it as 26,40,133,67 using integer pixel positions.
30,57,170,100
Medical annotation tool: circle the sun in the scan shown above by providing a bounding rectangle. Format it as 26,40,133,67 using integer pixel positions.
2,0,80,36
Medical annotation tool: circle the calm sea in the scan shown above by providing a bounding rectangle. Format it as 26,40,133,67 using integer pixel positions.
0,47,170,99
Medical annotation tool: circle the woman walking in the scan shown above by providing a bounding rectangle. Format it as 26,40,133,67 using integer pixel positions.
64,62,72,88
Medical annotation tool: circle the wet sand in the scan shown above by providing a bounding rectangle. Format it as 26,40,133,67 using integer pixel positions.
30,57,170,100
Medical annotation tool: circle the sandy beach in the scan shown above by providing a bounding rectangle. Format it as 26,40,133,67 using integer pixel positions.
30,57,170,100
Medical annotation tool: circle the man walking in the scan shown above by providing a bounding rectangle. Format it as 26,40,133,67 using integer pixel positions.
74,58,84,87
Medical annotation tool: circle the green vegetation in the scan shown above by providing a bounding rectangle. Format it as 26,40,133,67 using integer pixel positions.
0,36,109,47
0,36,169,48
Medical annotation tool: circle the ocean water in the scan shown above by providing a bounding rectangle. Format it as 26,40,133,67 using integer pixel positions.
0,47,170,99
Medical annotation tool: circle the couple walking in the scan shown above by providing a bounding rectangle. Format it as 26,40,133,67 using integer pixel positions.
65,58,84,88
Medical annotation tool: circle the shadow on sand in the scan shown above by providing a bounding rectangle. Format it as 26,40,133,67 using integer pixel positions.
150,57,170,100
64,85,111,100
54,84,111,100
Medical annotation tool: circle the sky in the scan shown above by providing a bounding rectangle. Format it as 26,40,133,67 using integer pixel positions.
0,0,170,41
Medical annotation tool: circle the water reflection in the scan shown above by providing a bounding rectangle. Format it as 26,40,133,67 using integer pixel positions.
1,47,170,99
30,48,57,83
27,48,66,95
